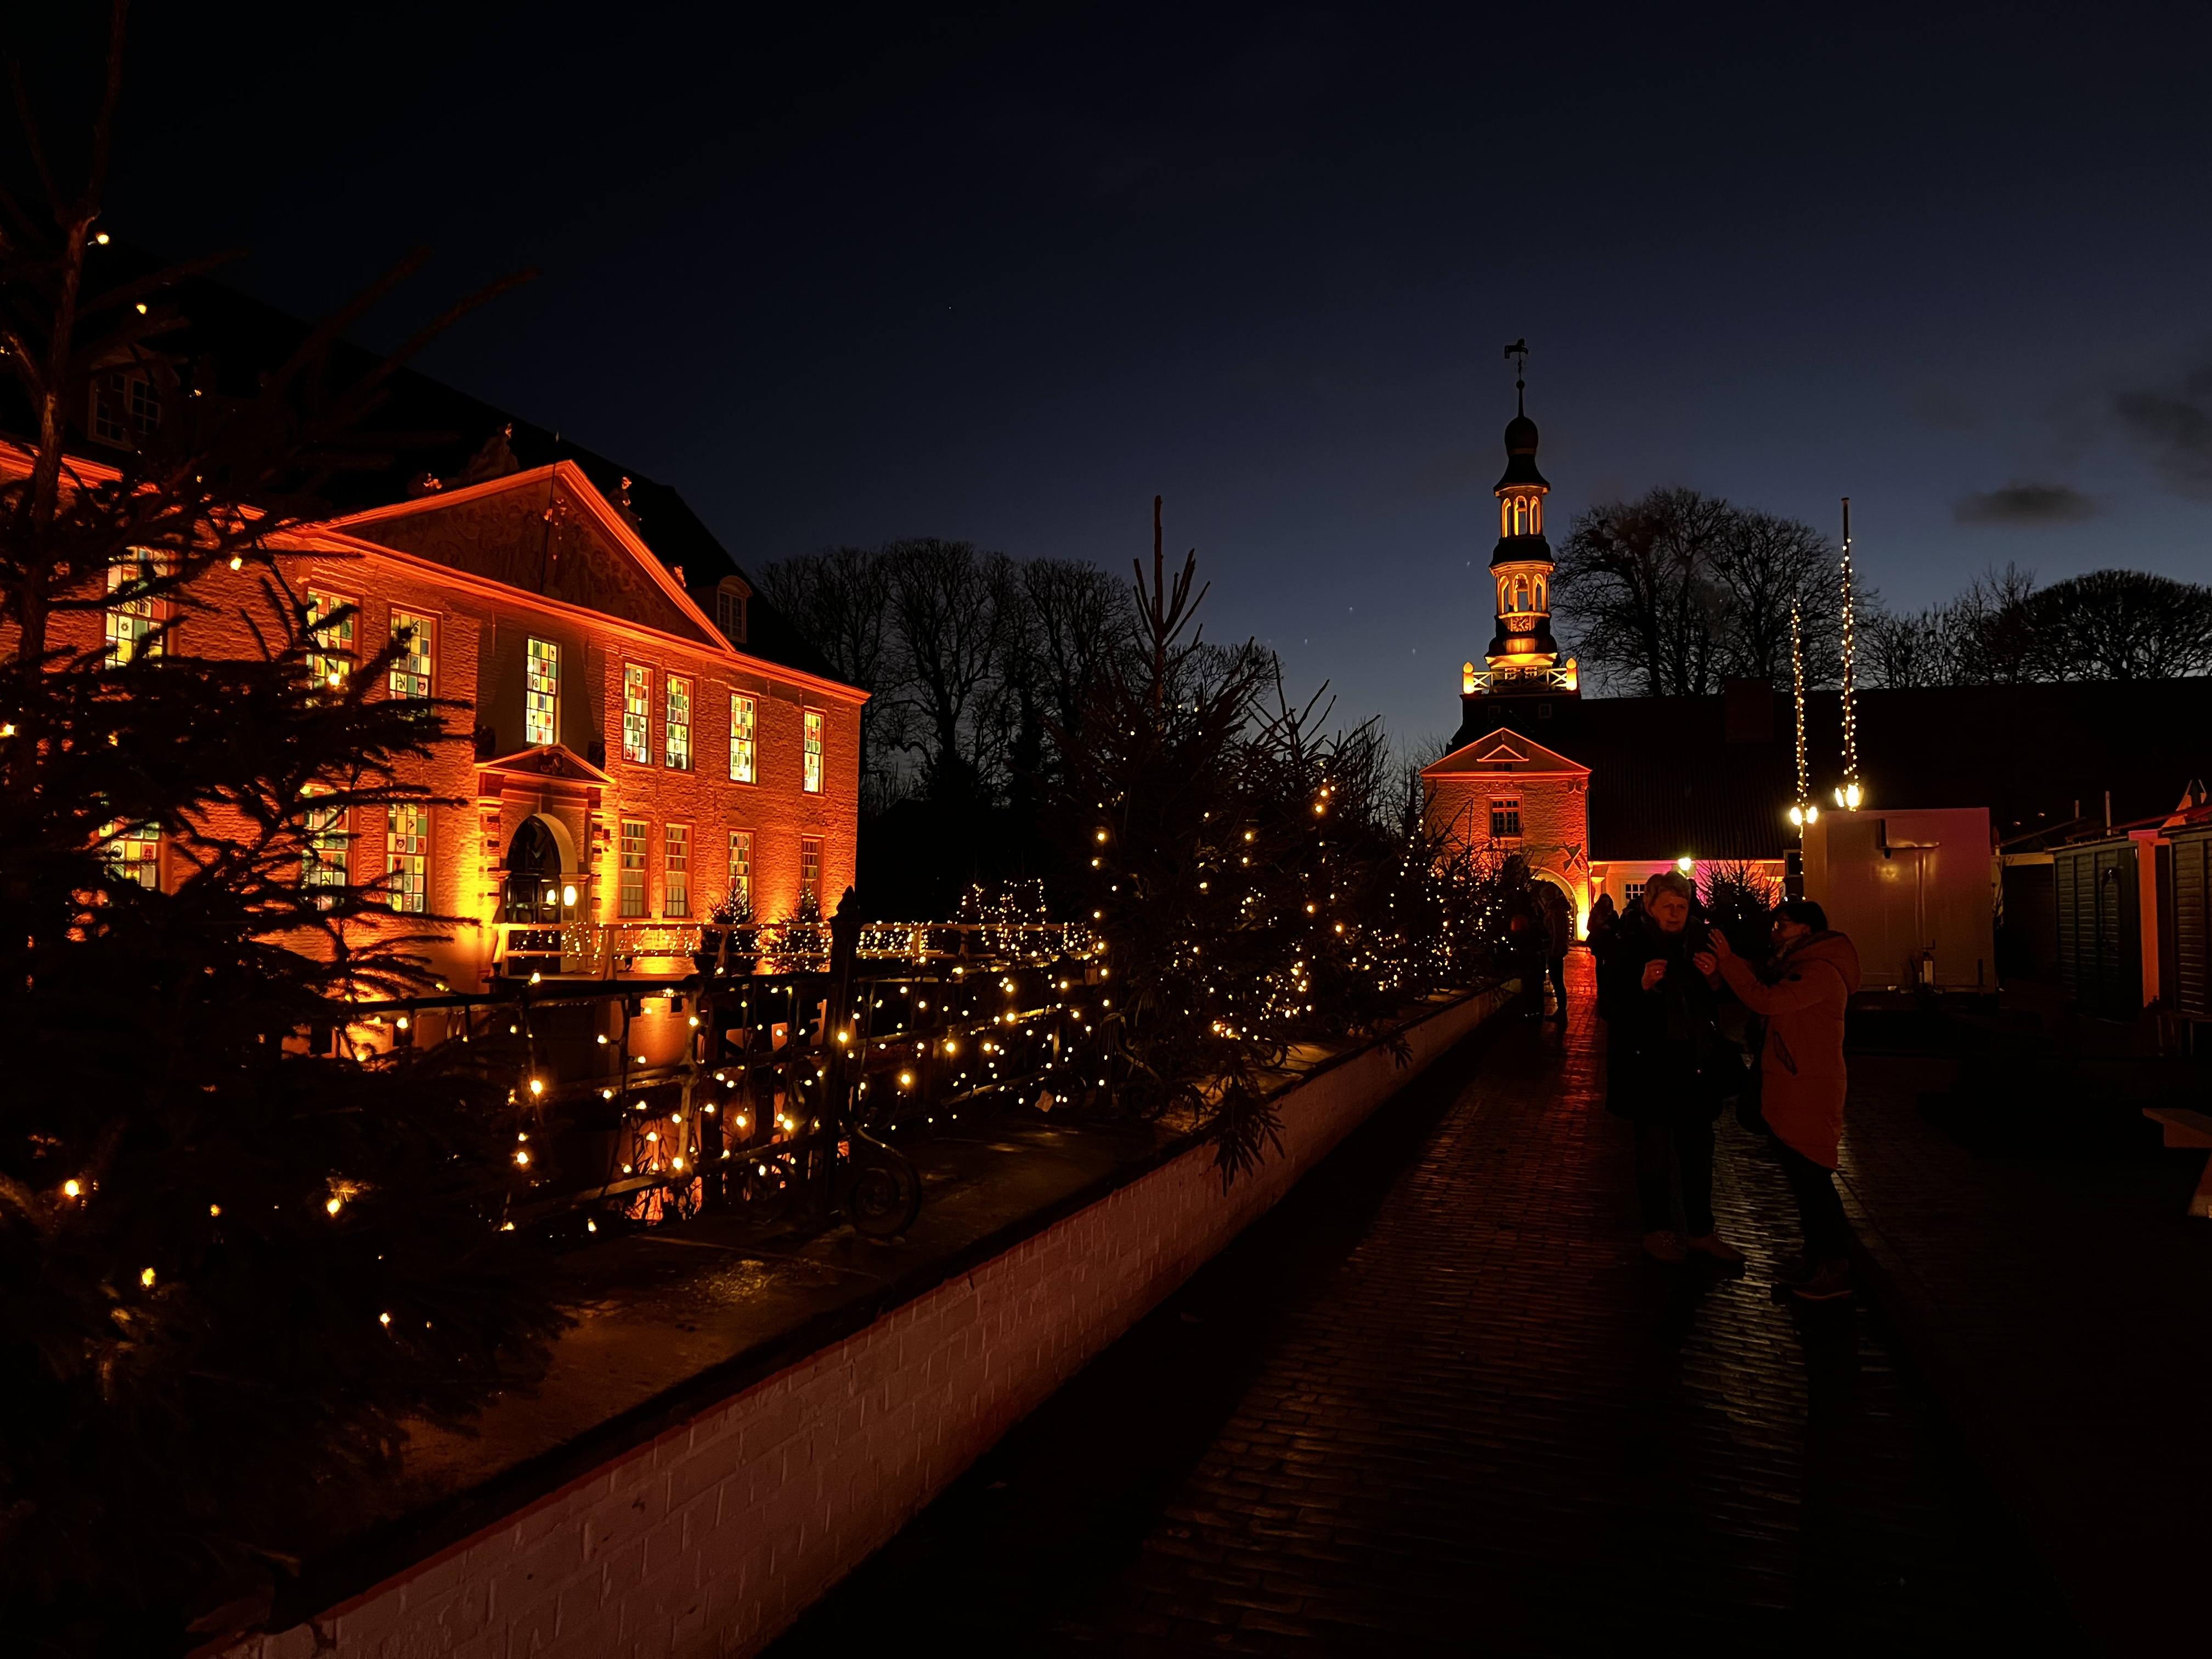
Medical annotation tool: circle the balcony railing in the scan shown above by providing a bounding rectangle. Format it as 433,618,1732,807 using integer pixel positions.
493,919,1101,979
1462,658,1579,695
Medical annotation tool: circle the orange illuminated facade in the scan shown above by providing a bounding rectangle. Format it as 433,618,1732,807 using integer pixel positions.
14,449,865,991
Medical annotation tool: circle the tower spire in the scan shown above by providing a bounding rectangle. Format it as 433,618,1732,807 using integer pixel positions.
1505,337,1528,416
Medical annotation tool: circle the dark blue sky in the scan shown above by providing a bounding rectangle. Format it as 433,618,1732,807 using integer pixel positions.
81,2,2212,750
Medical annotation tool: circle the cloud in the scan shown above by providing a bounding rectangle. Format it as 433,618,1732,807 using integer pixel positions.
2115,371,2212,498
1953,483,2097,526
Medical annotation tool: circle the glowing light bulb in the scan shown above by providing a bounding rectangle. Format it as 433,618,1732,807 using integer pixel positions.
63,1180,82,1198
1676,855,1694,874
326,1197,343,1215
140,1267,156,1287
562,884,578,906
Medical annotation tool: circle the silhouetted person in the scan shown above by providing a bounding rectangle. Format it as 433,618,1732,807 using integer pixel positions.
1538,885,1573,1020
1599,872,1743,1265
1711,900,1861,1300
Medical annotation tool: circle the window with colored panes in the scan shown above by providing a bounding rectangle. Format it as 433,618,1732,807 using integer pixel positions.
803,708,823,794
104,551,162,664
619,821,648,918
727,831,753,917
623,665,652,764
524,637,560,747
665,676,691,770
730,693,756,783
664,824,690,916
800,836,822,910
386,803,430,912
303,793,347,905
390,612,433,698
307,591,354,690
103,820,160,889
1489,799,1522,840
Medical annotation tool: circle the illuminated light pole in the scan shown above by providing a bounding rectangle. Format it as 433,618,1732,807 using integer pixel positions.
1785,601,1818,895
1835,498,1863,812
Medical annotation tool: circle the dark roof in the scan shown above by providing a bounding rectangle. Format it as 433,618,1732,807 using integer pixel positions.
5,242,838,681
1453,678,2212,861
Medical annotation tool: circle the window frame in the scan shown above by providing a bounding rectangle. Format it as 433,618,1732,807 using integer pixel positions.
727,829,753,917
618,820,649,918
303,791,348,905
802,708,825,795
386,802,431,913
390,610,436,700
307,590,356,691
663,823,691,918
799,834,823,911
664,674,692,772
525,636,561,748
730,692,757,785
622,663,653,766
104,549,165,665
1489,797,1523,842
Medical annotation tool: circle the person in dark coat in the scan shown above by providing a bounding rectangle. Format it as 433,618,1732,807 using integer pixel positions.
1599,871,1745,1265
1538,884,1574,1021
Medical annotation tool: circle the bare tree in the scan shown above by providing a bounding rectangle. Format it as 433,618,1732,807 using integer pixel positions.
1554,487,1735,695
756,545,900,797
881,538,1027,797
1708,507,1841,684
1018,556,1136,748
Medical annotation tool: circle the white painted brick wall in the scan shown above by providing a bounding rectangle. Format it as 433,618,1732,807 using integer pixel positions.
227,989,1503,1659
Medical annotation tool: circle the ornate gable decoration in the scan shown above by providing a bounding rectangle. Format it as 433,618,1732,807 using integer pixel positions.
331,464,717,647
1420,727,1589,780
478,743,615,786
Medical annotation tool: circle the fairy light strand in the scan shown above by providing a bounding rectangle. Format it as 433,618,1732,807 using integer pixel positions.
1836,496,1862,811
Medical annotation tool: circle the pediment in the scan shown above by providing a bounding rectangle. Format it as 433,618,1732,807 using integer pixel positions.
1421,727,1588,778
329,464,718,647
478,743,614,786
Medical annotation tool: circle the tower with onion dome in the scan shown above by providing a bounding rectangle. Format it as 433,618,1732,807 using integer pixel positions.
1462,341,1578,702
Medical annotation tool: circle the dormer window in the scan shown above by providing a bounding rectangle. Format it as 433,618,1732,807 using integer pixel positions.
91,369,161,447
715,577,750,646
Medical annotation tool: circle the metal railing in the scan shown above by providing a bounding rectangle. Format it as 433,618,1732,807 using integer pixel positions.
493,919,1098,979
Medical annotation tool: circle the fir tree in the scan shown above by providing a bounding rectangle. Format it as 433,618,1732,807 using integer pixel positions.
1,11,560,1648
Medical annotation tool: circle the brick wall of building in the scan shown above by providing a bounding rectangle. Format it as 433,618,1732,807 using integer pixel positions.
219,988,1508,1659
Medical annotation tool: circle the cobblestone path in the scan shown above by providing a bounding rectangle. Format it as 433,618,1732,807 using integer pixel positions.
774,959,2075,1656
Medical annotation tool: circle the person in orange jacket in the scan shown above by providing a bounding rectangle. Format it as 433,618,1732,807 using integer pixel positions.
1709,900,1861,1301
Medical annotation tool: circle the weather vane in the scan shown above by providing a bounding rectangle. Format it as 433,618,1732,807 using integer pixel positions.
1504,338,1528,414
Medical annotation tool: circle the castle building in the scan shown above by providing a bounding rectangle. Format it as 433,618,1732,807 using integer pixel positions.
5,252,865,1003
1420,387,1784,925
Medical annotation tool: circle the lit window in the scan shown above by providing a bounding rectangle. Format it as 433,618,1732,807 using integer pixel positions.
619,821,648,918
730,693,757,784
623,664,652,765
102,820,160,890
1489,798,1522,840
307,591,354,690
104,550,162,665
304,791,347,905
803,708,824,795
665,676,691,771
525,638,560,747
390,612,433,699
92,369,160,445
728,830,753,916
664,823,690,917
800,836,822,909
387,803,430,913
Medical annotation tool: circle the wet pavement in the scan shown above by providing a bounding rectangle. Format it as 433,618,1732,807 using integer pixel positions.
772,956,2078,1656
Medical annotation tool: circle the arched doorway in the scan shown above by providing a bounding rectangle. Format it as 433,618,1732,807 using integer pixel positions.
500,814,579,924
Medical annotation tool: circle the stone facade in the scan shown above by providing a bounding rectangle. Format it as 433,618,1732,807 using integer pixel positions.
18,453,864,995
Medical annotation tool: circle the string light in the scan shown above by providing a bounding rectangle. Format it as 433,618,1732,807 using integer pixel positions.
1837,496,1863,812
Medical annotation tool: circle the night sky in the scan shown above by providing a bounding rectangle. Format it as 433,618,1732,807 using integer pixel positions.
46,2,2212,750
